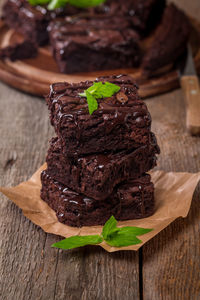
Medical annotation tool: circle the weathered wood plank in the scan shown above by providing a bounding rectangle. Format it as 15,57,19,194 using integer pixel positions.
142,89,200,300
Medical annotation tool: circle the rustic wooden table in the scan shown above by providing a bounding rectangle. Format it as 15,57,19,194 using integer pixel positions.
1,1,200,299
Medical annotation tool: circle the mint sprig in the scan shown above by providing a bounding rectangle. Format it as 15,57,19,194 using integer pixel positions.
28,0,106,10
85,90,98,115
51,216,153,250
79,81,121,115
51,235,103,250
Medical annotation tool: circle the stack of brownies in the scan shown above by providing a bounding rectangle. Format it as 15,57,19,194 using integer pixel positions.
41,74,160,227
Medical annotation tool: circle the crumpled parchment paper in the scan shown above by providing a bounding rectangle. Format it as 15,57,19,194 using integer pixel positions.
0,164,200,252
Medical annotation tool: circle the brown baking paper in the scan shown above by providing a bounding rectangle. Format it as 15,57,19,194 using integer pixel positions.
0,164,200,252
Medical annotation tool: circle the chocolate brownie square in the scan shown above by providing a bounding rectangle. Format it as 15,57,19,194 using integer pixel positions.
96,0,166,34
46,75,153,156
142,4,190,76
41,171,154,227
46,133,159,200
2,0,81,46
0,40,38,61
48,16,140,73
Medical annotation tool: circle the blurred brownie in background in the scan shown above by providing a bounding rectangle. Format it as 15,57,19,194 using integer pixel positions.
142,4,190,77
48,16,141,73
2,0,81,45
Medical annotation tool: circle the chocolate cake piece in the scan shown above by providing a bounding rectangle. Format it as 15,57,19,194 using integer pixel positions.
0,40,38,61
2,0,81,46
46,133,159,200
41,171,154,227
142,4,190,76
46,75,153,156
95,0,166,34
48,17,140,73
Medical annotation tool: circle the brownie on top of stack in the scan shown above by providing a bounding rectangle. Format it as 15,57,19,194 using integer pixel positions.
41,74,160,227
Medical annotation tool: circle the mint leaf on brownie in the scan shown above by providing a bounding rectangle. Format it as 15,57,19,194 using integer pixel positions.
79,81,121,115
85,90,98,115
48,0,105,10
28,0,106,10
68,0,106,8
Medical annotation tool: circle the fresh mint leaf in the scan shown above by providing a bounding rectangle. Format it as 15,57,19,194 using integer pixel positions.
87,82,103,96
48,0,66,9
28,0,49,5
102,216,153,248
79,82,102,97
78,81,120,115
86,82,120,99
29,0,106,10
93,82,121,99
105,232,142,247
68,0,106,8
116,226,153,236
51,235,103,250
86,90,98,115
102,215,119,240
51,216,153,250
47,0,106,10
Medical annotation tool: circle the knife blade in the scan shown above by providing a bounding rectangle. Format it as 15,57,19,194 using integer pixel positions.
178,45,200,135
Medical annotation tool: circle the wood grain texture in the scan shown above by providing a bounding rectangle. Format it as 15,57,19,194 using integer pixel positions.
0,0,200,300
143,90,200,300
181,75,200,135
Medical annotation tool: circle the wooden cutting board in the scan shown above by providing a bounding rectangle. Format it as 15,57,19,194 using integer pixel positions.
0,17,200,98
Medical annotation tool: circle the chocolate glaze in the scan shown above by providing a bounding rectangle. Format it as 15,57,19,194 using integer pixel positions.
46,75,154,156
41,170,154,227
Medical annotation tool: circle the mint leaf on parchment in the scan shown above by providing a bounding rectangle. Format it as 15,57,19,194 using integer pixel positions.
105,232,142,247
102,215,119,240
52,235,103,250
51,216,153,250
